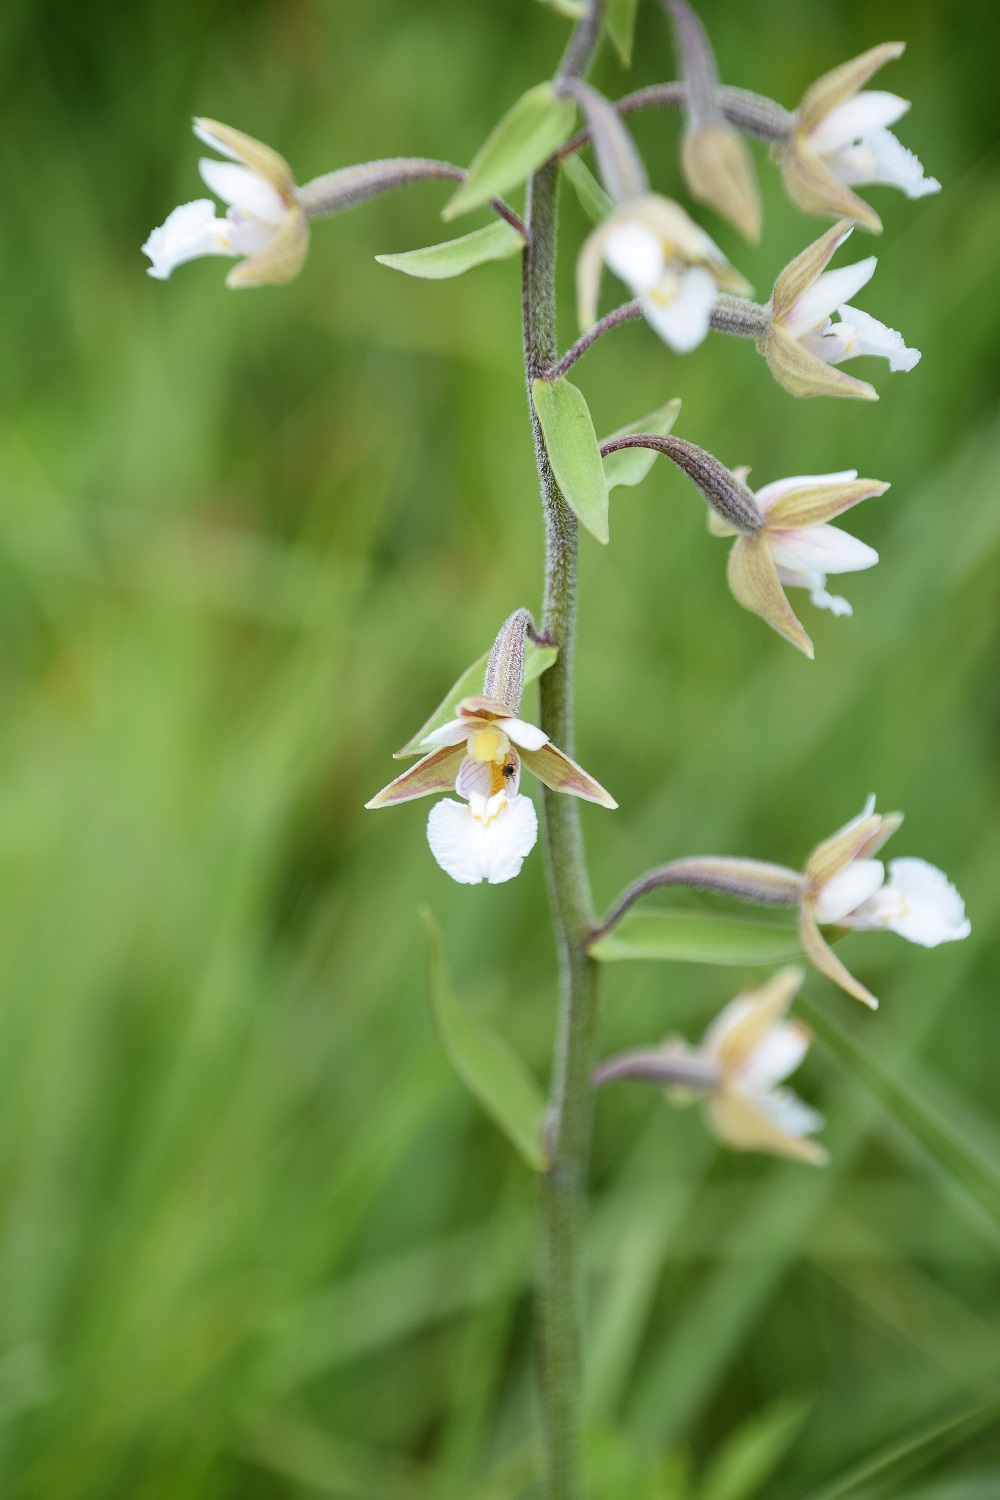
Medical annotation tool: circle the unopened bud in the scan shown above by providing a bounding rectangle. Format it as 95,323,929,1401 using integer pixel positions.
483,608,533,714
681,123,762,242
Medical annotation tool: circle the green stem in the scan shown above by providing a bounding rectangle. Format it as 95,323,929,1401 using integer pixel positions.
521,7,604,1495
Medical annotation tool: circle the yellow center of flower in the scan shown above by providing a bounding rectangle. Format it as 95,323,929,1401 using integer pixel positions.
469,729,509,764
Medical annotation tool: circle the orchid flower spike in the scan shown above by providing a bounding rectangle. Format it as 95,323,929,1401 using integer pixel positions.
143,119,309,288
365,611,616,885
709,468,887,657
762,221,920,399
778,42,940,234
800,796,971,1008
595,967,827,1165
577,195,751,353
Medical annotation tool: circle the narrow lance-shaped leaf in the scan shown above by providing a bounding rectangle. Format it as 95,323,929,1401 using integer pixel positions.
375,220,526,280
799,993,1000,1228
532,376,610,543
395,640,557,757
444,83,577,220
561,153,615,225
602,400,682,490
421,910,547,1172
588,910,803,965
605,0,641,67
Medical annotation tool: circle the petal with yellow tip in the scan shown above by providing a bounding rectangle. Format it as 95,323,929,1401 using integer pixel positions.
726,534,814,657
798,903,878,1009
797,42,906,136
765,478,889,529
518,742,617,808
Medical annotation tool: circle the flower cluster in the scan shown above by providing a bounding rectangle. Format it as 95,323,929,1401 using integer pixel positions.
143,7,968,1176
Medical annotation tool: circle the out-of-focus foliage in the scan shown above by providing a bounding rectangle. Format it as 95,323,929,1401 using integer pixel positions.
0,0,996,1494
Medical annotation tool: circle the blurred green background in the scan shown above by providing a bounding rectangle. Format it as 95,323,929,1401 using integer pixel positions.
0,0,997,1494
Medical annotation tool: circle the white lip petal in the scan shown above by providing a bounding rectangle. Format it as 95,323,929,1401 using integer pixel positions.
783,258,877,337
753,1085,825,1139
857,129,941,198
814,857,886,925
604,219,666,293
426,793,537,885
754,471,859,513
141,198,234,279
835,305,921,371
768,524,879,577
741,1021,811,1091
198,159,288,223
501,717,549,752
810,90,911,153
642,266,716,353
848,856,971,946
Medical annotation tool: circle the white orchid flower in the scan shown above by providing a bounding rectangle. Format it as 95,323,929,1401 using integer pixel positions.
709,468,886,656
577,194,751,353
763,221,919,400
595,968,827,1165
143,119,309,288
780,42,940,233
801,796,970,1008
366,611,616,885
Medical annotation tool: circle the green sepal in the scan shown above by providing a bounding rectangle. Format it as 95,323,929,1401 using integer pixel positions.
602,400,682,490
561,153,615,225
588,910,803,965
394,640,557,758
422,910,547,1172
375,219,526,280
605,0,641,66
532,376,610,544
444,83,577,220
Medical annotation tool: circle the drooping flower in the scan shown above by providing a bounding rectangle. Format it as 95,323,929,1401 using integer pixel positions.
577,194,751,353
709,468,887,656
762,220,920,399
800,796,970,1007
595,967,828,1165
365,611,616,885
143,119,309,288
778,42,940,233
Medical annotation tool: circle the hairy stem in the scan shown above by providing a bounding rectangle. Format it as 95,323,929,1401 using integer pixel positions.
550,300,643,379
524,8,604,1499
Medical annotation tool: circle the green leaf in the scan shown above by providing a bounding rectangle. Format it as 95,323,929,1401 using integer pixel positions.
375,219,526,280
588,910,803,965
421,910,547,1171
531,377,610,544
798,1393,1000,1500
537,0,586,14
394,640,557,758
605,0,641,66
696,1396,811,1500
799,994,1000,1228
602,400,682,490
444,83,577,220
561,153,615,225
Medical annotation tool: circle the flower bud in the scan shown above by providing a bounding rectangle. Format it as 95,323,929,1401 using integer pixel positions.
483,609,533,715
681,123,762,243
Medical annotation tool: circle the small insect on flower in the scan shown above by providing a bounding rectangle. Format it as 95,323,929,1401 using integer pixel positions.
143,119,309,288
778,42,940,234
799,796,971,1008
761,221,920,400
595,967,828,1165
365,611,616,885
